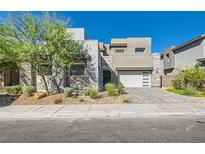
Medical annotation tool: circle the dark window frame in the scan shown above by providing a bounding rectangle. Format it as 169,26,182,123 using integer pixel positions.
38,63,52,76
166,53,170,62
70,63,86,76
135,48,145,53
115,48,124,53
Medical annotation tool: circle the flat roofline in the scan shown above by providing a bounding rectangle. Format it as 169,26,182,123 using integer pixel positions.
116,67,153,71
172,34,205,52
109,43,127,47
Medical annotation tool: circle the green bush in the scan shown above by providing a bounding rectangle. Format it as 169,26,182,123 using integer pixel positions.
105,83,118,96
171,77,183,90
4,85,21,94
171,65,205,90
83,87,91,96
117,84,125,95
64,87,73,97
53,98,63,104
184,86,198,96
79,98,85,103
123,98,131,104
89,88,98,99
21,86,36,97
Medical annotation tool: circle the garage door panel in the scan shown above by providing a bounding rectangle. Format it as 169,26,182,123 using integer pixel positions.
119,74,143,87
118,71,150,88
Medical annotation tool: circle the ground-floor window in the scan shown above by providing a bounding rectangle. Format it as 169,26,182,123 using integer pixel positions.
38,63,52,75
70,63,85,76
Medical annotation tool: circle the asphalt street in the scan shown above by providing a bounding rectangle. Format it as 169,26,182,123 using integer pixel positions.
0,116,205,143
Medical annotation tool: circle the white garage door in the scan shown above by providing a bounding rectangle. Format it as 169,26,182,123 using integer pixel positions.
118,71,150,88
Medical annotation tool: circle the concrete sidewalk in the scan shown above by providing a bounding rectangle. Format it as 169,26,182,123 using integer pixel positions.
1,102,205,120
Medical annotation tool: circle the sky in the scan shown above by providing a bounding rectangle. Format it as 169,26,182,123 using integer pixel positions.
0,11,205,53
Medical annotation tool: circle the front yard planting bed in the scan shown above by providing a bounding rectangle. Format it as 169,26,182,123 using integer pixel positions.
8,91,129,105
167,88,205,98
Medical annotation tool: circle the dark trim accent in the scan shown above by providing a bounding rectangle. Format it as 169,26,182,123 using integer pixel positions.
172,35,205,52
116,67,153,71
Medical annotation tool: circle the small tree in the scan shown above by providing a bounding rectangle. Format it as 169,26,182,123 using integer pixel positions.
0,12,83,94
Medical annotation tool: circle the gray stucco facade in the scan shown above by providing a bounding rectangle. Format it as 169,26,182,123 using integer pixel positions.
19,28,161,92
161,35,205,87
164,35,205,75
20,28,100,93
99,37,161,88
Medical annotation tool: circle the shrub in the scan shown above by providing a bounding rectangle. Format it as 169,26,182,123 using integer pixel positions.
171,77,183,90
4,85,21,94
123,98,131,104
184,86,198,96
89,88,98,99
117,84,125,95
83,87,91,96
105,83,118,96
21,86,36,97
64,87,73,97
79,98,85,103
183,64,205,89
53,98,63,104
171,65,205,90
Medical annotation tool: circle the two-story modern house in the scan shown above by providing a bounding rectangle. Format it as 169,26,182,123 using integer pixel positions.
99,38,161,88
161,35,205,87
3,28,161,92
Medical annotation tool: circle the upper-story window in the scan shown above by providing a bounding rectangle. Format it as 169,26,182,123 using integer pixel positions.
115,49,124,53
166,53,170,62
135,48,145,53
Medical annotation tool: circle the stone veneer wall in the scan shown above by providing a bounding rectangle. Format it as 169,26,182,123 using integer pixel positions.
36,40,100,93
151,53,161,87
161,75,175,87
66,40,100,90
20,63,36,87
0,70,4,88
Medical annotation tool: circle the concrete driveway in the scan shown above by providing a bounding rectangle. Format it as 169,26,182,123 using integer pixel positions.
126,88,205,104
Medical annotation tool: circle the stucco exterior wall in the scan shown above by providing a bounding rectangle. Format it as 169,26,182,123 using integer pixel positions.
175,39,204,69
20,63,36,87
110,38,153,70
163,48,175,70
83,40,99,88
67,28,87,40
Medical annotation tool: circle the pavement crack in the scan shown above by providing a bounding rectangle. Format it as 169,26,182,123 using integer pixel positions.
88,103,93,111
196,120,205,124
52,105,66,115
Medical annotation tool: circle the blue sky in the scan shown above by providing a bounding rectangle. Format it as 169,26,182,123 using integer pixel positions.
0,11,205,53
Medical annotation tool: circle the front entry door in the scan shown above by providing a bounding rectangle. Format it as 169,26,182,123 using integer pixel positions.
103,70,111,86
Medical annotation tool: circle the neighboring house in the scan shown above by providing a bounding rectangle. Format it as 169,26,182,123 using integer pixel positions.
161,35,205,87
17,28,161,92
